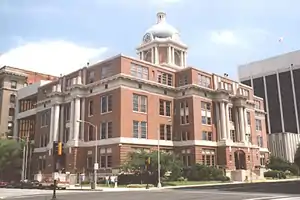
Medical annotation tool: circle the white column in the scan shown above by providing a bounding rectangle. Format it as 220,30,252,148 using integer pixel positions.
239,107,245,142
141,51,144,60
244,108,248,141
184,52,187,67
276,71,285,132
290,68,300,134
215,103,221,141
73,98,81,146
263,76,271,134
151,48,154,63
172,47,175,64
80,98,85,140
168,46,172,64
155,46,159,64
220,102,226,140
69,100,74,141
234,107,240,142
180,51,184,67
49,106,55,146
77,70,82,85
59,105,64,142
56,84,61,92
53,104,60,142
225,103,230,140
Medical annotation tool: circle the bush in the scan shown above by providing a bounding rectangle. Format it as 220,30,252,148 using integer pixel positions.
184,164,225,181
264,170,287,179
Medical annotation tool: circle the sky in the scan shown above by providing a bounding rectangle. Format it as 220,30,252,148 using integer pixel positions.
1,0,300,80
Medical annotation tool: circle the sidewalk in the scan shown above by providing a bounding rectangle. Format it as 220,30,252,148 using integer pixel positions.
67,178,300,192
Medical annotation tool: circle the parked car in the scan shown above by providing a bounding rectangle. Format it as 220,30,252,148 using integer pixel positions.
0,180,8,188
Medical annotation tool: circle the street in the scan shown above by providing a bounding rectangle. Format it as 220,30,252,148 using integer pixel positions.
1,189,299,200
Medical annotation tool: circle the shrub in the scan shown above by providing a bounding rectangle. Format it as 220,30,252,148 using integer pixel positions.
185,164,225,181
264,170,287,179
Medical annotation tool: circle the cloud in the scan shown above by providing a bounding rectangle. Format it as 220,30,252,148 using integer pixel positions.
0,40,108,76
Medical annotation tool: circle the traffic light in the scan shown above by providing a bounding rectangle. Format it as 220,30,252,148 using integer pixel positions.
53,141,64,156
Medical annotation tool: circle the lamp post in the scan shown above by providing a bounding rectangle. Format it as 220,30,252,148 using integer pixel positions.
8,135,28,181
77,120,98,189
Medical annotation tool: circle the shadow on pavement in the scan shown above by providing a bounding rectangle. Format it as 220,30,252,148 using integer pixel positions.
173,180,300,195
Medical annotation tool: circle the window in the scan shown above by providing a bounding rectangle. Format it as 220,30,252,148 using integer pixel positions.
181,131,190,141
88,100,93,116
255,119,262,131
247,112,251,125
100,156,106,168
41,112,49,127
87,157,93,169
182,149,191,166
159,99,171,116
157,71,173,86
130,63,149,80
88,71,95,83
229,107,233,121
100,122,113,139
132,121,147,138
88,125,94,141
132,94,147,113
198,74,211,88
11,80,17,89
202,131,212,141
201,149,215,166
101,95,112,113
180,101,189,124
201,102,211,125
100,148,112,168
10,94,16,103
254,100,261,109
9,108,14,117
179,75,188,86
230,130,236,142
257,136,263,147
159,124,172,140
101,65,114,79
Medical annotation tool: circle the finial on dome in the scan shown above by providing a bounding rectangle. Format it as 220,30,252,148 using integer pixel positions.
157,11,166,23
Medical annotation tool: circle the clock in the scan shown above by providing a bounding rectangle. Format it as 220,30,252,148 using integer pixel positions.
143,33,152,43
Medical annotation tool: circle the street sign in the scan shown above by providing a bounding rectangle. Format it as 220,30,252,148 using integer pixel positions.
94,163,99,170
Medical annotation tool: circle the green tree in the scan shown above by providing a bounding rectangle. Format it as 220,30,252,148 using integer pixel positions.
121,150,183,180
0,139,23,179
267,156,298,175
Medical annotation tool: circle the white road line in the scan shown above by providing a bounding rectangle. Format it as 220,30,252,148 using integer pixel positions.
243,196,291,200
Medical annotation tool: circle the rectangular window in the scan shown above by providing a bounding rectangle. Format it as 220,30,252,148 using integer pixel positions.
101,95,112,113
255,119,262,131
88,125,94,141
130,63,149,80
140,121,147,139
159,99,171,116
180,101,189,125
198,74,211,88
202,131,212,141
107,155,112,168
230,130,236,142
229,107,233,121
11,80,17,89
201,102,212,125
101,122,106,139
247,112,251,125
101,65,114,79
132,94,147,113
100,156,106,168
88,100,93,116
181,131,190,141
159,124,172,140
157,71,173,86
133,121,139,138
201,149,215,166
107,122,112,138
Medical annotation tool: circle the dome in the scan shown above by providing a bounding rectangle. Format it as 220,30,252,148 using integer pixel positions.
145,12,179,39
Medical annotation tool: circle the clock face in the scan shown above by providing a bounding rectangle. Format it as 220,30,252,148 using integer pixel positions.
143,33,152,43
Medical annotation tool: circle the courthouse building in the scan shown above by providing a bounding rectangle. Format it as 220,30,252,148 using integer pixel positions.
15,12,269,181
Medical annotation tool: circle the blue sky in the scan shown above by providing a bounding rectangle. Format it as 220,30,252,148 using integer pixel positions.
0,0,299,79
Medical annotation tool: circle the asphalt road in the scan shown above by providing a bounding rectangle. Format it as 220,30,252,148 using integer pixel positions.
3,189,300,200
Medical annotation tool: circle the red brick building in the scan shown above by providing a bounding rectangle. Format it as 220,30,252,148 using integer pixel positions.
16,12,269,182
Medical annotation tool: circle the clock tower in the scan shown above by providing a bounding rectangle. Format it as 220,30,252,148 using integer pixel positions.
136,12,188,69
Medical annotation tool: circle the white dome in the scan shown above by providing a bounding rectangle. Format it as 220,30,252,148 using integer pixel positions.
145,12,179,39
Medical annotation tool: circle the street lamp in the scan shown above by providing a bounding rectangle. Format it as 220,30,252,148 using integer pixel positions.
7,135,29,181
77,120,98,189
157,119,172,188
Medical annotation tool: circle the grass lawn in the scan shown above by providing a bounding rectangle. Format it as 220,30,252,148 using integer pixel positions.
163,181,222,186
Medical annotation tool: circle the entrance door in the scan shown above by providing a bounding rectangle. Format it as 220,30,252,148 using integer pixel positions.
234,150,246,170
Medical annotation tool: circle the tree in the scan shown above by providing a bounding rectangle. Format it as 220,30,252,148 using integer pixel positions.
294,144,300,169
267,156,298,175
0,139,23,179
121,150,183,181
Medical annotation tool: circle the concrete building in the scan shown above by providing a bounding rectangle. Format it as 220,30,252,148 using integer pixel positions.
0,66,56,138
238,50,300,162
15,12,269,182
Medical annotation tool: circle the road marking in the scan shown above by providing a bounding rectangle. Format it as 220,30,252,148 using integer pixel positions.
244,196,291,200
